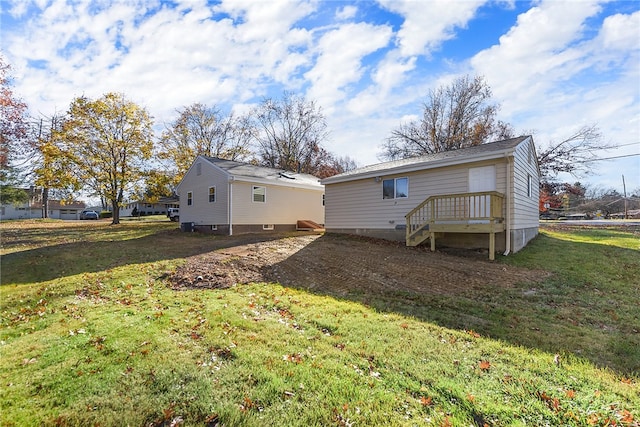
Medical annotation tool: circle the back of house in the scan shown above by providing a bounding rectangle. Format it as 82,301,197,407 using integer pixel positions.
321,136,539,256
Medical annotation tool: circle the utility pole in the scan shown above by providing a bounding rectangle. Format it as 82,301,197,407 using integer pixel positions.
622,175,628,220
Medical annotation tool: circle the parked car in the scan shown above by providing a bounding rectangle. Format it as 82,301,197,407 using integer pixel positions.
167,208,179,222
80,210,99,220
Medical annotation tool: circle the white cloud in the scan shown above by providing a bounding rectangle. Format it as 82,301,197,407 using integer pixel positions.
304,22,392,112
377,0,486,57
336,5,357,21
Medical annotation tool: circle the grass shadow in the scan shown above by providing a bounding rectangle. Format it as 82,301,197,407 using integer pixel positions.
264,231,640,376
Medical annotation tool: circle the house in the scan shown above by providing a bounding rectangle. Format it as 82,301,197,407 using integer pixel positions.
176,156,325,234
121,196,179,217
0,186,86,220
321,136,540,259
46,200,86,220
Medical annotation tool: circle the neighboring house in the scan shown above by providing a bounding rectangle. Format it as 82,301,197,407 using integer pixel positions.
0,190,86,220
46,200,86,220
0,187,43,220
321,136,540,259
177,156,325,234
121,196,179,216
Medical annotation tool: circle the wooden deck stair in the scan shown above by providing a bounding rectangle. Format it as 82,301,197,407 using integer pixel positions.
296,220,324,231
405,191,505,260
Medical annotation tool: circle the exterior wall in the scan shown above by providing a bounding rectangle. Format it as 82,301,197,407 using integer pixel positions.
325,160,508,233
178,160,230,226
178,158,325,233
0,204,43,220
231,181,324,226
511,139,540,230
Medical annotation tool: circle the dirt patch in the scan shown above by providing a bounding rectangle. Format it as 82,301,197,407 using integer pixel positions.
168,233,548,296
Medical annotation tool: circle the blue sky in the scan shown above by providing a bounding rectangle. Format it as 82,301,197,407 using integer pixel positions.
1,0,639,193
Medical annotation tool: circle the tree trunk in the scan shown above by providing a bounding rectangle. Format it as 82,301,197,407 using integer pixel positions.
42,187,49,218
111,199,120,225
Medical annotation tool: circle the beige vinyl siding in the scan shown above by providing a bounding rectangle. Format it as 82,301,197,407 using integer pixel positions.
326,162,508,230
232,181,324,225
511,139,540,229
179,160,229,225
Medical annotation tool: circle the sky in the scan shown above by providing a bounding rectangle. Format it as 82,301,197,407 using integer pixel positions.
1,0,639,194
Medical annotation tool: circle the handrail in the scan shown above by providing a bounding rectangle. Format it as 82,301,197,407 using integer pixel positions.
405,191,504,243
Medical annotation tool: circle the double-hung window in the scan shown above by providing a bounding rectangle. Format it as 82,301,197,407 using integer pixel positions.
209,186,216,203
252,186,266,203
382,177,408,199
187,191,193,206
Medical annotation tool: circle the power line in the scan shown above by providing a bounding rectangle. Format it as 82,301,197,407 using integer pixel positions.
577,153,640,163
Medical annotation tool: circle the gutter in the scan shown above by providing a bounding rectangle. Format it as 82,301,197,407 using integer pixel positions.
228,176,234,236
503,154,512,256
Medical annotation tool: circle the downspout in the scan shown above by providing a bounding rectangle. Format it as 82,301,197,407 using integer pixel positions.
228,177,234,236
503,154,512,256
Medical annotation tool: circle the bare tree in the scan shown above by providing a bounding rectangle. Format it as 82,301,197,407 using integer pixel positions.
537,124,612,179
252,92,330,175
380,75,514,160
158,103,253,187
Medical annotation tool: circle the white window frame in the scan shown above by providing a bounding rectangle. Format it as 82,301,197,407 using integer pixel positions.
382,177,409,199
262,224,274,230
187,191,193,206
527,174,533,198
252,186,266,203
209,186,216,203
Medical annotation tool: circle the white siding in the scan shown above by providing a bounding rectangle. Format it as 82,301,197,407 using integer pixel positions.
231,181,324,225
178,160,230,225
511,138,540,230
326,161,508,230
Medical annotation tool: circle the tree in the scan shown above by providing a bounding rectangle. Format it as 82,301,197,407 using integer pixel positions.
380,75,514,160
45,93,154,224
537,124,611,180
158,103,253,188
253,92,331,175
0,56,31,203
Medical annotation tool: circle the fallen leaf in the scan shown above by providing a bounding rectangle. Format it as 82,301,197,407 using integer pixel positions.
565,389,576,399
479,360,491,371
466,394,475,403
420,396,433,406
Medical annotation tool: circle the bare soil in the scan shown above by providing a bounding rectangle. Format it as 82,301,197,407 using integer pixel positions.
168,233,548,296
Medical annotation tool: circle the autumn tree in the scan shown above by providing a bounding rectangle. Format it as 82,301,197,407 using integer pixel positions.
252,92,332,175
44,93,154,224
380,75,514,160
157,103,253,189
0,56,31,203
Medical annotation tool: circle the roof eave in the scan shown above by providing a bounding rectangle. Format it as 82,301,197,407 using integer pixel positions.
322,148,518,185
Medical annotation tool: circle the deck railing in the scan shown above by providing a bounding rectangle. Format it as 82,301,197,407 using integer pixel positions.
405,191,505,259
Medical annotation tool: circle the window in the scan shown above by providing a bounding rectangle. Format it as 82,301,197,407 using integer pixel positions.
527,174,533,198
262,224,274,230
252,186,266,203
196,162,202,176
382,177,408,199
187,191,193,206
209,186,216,203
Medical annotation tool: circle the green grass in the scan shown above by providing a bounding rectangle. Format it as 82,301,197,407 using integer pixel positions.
1,220,638,426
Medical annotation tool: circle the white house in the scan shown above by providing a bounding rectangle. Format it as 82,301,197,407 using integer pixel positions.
0,186,86,221
321,136,540,259
176,156,325,234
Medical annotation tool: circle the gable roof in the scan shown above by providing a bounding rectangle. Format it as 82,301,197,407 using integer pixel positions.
322,136,533,185
199,157,323,190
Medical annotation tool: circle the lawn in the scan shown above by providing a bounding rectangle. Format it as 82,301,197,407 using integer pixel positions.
0,219,638,426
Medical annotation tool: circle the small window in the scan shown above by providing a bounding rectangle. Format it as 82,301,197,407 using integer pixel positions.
196,162,202,176
209,186,216,203
322,194,325,206
382,177,408,199
187,191,193,206
211,225,217,231
527,175,533,198
263,224,274,230
253,186,266,203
